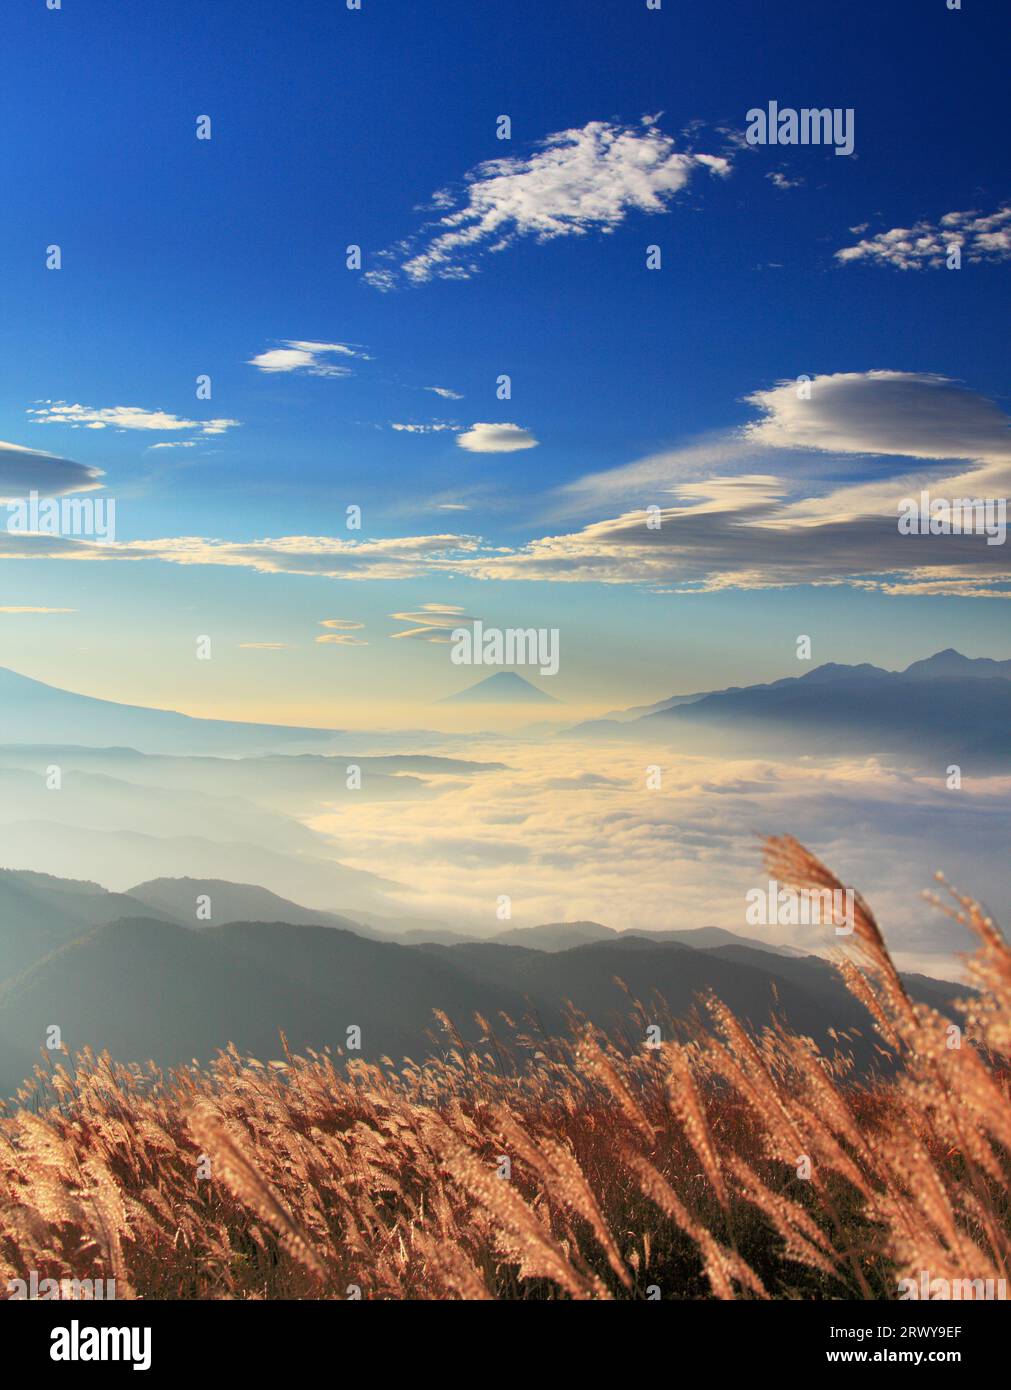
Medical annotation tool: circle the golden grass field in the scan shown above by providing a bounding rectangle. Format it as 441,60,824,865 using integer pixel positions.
1,836,1008,1301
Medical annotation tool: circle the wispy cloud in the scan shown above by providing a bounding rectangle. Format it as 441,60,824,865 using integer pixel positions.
28,402,239,436
551,434,754,518
836,204,1011,269
365,117,730,289
0,532,481,581
0,605,76,613
247,340,369,375
425,386,464,400
391,422,457,433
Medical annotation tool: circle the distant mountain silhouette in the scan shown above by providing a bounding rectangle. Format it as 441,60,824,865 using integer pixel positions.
492,920,616,949
0,663,342,754
902,648,1011,680
620,926,804,957
125,877,372,933
442,671,560,704
490,921,804,954
565,651,1011,770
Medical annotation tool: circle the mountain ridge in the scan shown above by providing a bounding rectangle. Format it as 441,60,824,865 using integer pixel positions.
0,911,969,1096
563,650,1011,769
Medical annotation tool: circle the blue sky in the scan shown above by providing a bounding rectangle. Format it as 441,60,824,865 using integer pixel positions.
1,0,1008,723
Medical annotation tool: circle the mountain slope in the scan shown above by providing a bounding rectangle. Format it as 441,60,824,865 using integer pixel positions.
0,867,178,982
0,663,342,754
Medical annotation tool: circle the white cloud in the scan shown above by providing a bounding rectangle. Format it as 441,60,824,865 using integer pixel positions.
247,340,368,376
364,118,730,288
767,171,803,190
319,618,365,630
316,633,368,646
457,422,538,453
27,403,239,436
459,373,1011,596
389,603,478,643
836,204,1011,269
426,386,464,400
5,375,1008,599
744,371,1011,462
391,422,457,433
0,605,76,613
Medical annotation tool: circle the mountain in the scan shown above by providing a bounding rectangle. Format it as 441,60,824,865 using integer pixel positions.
492,920,617,949
564,668,891,739
0,918,537,1096
622,926,804,957
596,688,744,723
0,868,178,980
441,672,560,704
2,866,806,984
902,648,1011,680
124,877,371,933
0,663,342,754
484,921,802,955
0,891,970,1094
565,651,1011,770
